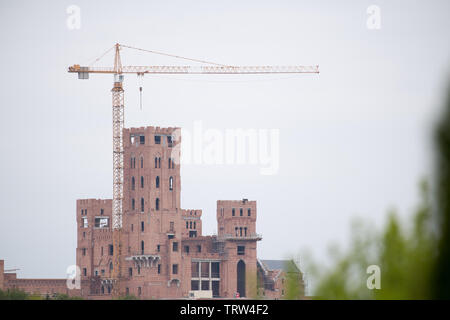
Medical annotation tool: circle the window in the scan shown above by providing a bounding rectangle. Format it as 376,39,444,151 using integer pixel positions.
158,264,161,274
83,268,87,276
189,221,192,229
131,198,135,210
191,262,199,277
154,135,161,144
170,221,174,231
235,227,239,236
211,262,220,278
141,221,144,232
101,247,103,256
126,288,129,295
141,241,144,255
173,242,178,252
237,245,245,255
248,208,251,216
129,267,133,277
240,208,243,216
189,231,197,238
131,177,135,190
95,217,109,228
156,176,160,188
194,222,196,229
109,262,113,271
158,157,161,168
197,245,202,253
191,280,199,291
139,135,145,145
83,232,86,238
154,157,158,168
155,198,160,211
172,264,178,275
130,156,136,168
169,176,173,191
141,198,144,212
82,217,88,228
232,208,235,216
186,221,189,229
167,135,173,147
82,248,86,256
140,176,144,188
240,227,243,236
168,158,171,169
100,208,104,215
184,245,190,253
108,244,113,256
140,156,143,168
201,262,209,277
201,281,209,291
244,227,247,236
157,245,160,252
138,287,142,296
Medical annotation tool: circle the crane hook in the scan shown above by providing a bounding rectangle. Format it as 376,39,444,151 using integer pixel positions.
138,73,144,110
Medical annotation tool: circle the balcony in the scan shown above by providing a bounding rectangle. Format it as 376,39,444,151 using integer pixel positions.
216,233,262,241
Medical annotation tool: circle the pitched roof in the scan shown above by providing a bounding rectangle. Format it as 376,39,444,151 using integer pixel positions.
260,260,301,273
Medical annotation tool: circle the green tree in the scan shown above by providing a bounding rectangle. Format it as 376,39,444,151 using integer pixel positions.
433,82,450,299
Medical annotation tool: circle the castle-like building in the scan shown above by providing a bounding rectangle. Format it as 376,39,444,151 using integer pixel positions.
1,126,304,299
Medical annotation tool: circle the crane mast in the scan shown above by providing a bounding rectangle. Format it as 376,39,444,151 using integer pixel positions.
68,43,318,298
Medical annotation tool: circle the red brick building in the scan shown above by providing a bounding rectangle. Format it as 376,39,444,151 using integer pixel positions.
1,125,304,299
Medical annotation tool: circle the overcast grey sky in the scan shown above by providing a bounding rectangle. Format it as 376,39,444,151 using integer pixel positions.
0,0,449,278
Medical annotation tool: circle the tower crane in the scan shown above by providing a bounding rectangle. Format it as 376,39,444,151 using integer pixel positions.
68,43,319,298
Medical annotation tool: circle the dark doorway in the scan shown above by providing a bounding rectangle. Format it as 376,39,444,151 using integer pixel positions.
237,260,246,297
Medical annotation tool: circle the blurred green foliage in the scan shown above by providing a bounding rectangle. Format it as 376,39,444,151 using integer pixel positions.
308,181,435,299
0,289,84,300
294,82,450,300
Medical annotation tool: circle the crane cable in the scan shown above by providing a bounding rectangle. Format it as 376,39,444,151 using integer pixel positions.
120,44,231,67
86,45,116,67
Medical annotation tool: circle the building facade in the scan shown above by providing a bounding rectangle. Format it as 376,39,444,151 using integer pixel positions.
76,126,264,299
1,125,304,299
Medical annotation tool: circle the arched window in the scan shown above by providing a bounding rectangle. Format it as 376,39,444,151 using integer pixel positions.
131,177,135,190
155,198,160,211
109,262,113,271
131,198,135,210
141,198,144,212
189,221,192,229
156,176,160,188
140,176,144,188
158,157,161,168
140,156,144,168
169,158,171,169
154,157,158,168
169,176,173,191
194,222,196,229
141,241,144,255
